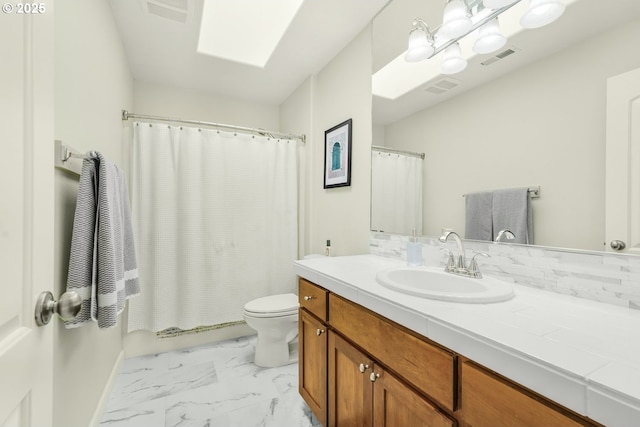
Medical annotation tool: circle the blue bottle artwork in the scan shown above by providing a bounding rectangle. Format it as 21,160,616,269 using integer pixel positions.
331,142,341,170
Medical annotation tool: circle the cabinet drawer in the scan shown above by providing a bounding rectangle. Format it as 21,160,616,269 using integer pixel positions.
460,360,596,427
299,278,328,321
329,294,456,412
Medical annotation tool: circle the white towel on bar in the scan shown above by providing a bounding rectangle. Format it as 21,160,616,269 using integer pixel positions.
492,187,533,244
64,152,140,329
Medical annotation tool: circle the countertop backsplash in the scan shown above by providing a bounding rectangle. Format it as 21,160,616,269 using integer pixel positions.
370,232,640,310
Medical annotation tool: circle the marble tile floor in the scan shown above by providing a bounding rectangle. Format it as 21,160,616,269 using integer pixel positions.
100,335,321,427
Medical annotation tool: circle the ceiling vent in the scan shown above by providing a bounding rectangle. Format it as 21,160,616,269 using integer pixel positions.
143,0,189,23
423,77,462,95
481,46,521,66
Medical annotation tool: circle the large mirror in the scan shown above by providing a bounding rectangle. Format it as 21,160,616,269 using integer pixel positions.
371,0,640,251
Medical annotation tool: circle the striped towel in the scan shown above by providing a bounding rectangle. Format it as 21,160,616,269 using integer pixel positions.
64,152,140,329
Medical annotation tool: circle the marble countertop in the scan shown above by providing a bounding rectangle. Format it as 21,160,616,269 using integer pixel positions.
293,254,640,427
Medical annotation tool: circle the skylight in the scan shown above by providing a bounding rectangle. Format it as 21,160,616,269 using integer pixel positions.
197,0,305,68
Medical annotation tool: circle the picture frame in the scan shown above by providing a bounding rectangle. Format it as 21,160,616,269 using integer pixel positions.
323,118,352,189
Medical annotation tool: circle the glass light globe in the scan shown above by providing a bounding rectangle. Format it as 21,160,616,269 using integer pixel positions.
472,18,507,54
440,0,472,39
405,27,435,62
441,42,467,74
520,0,565,29
483,0,518,9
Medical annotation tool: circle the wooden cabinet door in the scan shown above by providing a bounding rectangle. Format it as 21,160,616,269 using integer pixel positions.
330,294,456,411
299,309,328,426
459,361,593,427
373,366,456,427
329,331,374,427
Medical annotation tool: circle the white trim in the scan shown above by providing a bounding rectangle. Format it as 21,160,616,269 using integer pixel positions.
88,350,124,427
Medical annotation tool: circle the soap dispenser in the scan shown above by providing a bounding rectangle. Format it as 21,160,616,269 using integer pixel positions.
325,240,332,257
406,230,422,267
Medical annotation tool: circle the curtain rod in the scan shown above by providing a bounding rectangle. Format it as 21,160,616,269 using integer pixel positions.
372,145,425,159
121,110,306,143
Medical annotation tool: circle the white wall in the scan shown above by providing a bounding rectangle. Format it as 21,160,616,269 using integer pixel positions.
133,80,280,131
123,80,281,358
281,26,374,257
384,18,640,250
54,1,133,426
280,77,313,257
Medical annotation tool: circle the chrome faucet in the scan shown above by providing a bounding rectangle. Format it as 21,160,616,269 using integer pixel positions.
439,230,488,279
439,230,466,271
495,229,516,242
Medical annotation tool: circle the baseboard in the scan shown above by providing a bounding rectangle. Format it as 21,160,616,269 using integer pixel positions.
88,350,124,427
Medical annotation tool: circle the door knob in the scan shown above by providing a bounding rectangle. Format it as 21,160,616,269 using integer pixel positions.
359,363,369,373
369,372,380,382
303,295,315,301
35,290,82,326
610,240,626,251
316,328,325,336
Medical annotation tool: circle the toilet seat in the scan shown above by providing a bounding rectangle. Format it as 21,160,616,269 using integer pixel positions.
244,293,299,318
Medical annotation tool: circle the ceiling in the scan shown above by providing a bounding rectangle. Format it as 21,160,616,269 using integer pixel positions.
372,0,640,126
108,0,640,125
108,0,390,106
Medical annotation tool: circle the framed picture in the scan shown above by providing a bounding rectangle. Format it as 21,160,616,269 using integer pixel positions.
323,118,352,189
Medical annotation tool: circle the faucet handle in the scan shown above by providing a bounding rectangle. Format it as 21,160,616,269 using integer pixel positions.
440,248,456,272
468,252,489,278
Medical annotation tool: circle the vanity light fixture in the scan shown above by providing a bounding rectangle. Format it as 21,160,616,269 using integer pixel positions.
405,18,435,62
520,0,566,29
472,17,507,54
405,0,565,75
483,0,518,8
442,42,468,74
440,0,473,39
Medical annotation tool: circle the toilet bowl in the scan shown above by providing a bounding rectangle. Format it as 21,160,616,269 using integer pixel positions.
243,293,299,368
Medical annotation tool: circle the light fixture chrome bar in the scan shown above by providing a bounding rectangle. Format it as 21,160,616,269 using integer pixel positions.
372,145,425,159
121,110,306,143
426,0,521,59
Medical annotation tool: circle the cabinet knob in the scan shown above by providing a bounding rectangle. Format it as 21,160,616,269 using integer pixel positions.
359,363,369,373
316,328,325,336
610,240,626,251
303,295,315,301
369,372,380,382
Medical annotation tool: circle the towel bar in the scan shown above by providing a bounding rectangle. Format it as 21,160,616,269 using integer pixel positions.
463,186,540,199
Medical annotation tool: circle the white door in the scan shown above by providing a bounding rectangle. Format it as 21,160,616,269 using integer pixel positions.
605,67,640,254
0,7,55,427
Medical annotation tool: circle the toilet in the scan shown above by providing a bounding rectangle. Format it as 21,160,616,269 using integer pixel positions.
243,293,299,368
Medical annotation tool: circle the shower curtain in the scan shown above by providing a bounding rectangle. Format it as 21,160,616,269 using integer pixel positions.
371,149,423,235
127,122,299,332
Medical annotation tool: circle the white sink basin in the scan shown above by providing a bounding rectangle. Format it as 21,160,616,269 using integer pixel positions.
376,266,514,303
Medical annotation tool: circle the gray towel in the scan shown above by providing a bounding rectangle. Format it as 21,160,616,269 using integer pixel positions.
64,152,140,329
492,188,533,244
464,191,493,241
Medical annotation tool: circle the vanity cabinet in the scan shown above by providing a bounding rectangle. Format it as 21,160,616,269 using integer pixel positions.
329,294,456,412
298,279,329,426
329,331,454,427
458,360,595,427
298,277,600,427
328,331,374,426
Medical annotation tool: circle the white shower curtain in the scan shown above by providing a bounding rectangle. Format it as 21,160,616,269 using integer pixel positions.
127,122,299,332
371,150,423,235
